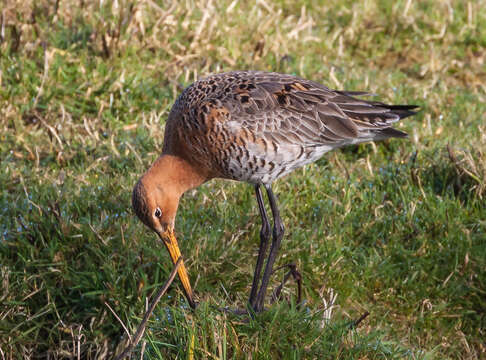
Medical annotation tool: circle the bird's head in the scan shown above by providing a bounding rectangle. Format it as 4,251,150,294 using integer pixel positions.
132,177,176,235
132,174,196,308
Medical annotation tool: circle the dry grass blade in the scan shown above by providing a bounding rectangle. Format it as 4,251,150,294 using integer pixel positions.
320,287,338,328
114,258,183,360
104,302,131,343
447,142,486,199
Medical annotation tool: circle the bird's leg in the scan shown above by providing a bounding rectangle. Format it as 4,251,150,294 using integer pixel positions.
248,184,271,309
254,185,285,312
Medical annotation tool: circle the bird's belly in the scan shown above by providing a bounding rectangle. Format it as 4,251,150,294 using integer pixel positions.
221,144,333,184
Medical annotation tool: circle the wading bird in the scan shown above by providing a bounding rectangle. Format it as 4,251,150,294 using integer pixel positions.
132,71,417,312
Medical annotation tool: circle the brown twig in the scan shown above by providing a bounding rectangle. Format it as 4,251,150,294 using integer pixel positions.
114,258,183,360
271,263,302,305
350,311,370,329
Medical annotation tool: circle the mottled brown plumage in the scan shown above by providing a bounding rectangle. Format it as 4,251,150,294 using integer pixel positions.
132,71,418,312
163,71,416,185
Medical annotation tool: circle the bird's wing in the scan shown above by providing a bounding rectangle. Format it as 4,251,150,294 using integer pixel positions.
216,72,417,148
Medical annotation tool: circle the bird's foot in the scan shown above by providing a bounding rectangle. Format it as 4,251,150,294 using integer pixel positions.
218,263,302,316
247,263,302,313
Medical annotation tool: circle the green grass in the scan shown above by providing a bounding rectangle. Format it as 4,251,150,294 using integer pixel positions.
1,0,485,358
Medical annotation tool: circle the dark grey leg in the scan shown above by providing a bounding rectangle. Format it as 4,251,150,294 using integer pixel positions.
249,184,271,309
254,185,285,312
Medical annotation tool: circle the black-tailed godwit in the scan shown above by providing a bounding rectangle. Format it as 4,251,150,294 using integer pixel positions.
132,71,417,312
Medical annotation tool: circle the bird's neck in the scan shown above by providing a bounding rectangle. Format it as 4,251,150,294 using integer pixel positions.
147,154,208,197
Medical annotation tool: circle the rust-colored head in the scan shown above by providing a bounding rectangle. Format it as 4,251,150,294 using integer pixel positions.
132,154,209,309
132,154,208,233
131,177,179,234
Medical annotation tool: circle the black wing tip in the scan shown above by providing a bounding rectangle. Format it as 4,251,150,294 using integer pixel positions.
336,90,376,97
338,91,420,120
385,104,419,110
384,104,420,120
379,127,409,138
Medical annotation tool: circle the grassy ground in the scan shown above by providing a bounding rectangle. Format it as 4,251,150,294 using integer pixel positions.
1,0,485,358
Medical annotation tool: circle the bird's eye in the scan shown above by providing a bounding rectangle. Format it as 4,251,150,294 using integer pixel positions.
154,208,162,218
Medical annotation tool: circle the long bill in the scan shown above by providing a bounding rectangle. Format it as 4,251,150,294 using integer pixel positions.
159,228,196,309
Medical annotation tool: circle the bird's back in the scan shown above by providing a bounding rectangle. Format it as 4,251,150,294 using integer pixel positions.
163,71,417,184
